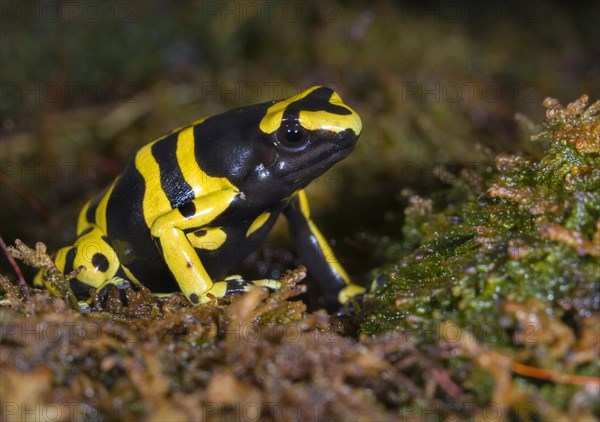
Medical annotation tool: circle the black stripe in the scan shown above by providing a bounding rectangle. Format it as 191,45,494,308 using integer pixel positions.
192,101,272,179
151,134,194,209
86,195,102,224
283,109,300,123
79,227,93,236
86,180,115,224
291,87,352,115
63,246,77,276
99,158,176,291
105,162,147,232
85,182,113,224
179,201,196,218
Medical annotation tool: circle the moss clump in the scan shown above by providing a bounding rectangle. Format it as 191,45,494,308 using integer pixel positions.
363,95,599,333
360,95,599,414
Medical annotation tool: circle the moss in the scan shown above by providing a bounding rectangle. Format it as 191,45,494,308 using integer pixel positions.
363,95,599,333
359,95,599,415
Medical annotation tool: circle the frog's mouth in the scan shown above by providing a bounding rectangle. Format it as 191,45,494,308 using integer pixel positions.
284,141,356,185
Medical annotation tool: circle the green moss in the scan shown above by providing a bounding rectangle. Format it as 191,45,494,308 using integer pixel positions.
362,95,599,339
357,97,599,413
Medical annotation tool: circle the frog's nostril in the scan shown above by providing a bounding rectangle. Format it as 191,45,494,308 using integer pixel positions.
263,148,278,168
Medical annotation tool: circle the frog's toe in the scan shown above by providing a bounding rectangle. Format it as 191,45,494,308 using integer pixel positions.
252,278,280,290
78,301,92,313
94,276,131,297
201,278,252,299
112,277,131,290
223,276,255,294
217,275,281,296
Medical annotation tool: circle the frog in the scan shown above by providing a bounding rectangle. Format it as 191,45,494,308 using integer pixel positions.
35,86,366,310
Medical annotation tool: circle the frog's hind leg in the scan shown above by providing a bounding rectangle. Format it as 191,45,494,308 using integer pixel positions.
35,226,133,301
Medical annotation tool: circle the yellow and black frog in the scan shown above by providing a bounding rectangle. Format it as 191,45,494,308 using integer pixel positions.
35,86,366,310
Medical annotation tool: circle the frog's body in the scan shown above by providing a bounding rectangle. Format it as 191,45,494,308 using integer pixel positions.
35,86,365,309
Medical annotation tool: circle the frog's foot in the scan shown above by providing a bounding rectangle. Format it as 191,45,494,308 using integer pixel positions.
205,275,281,299
222,275,280,295
338,284,367,305
73,277,131,312
96,276,131,292
370,273,388,292
334,284,367,315
90,276,132,301
77,301,92,313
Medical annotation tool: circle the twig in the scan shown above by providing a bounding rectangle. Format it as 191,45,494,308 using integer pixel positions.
511,361,600,387
0,234,30,300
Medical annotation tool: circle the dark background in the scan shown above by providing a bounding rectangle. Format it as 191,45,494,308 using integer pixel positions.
1,0,599,276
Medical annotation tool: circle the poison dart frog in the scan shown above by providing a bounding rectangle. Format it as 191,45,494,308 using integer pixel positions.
35,86,366,309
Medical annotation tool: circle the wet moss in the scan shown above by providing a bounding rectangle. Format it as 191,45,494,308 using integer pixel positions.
359,95,599,413
363,95,599,334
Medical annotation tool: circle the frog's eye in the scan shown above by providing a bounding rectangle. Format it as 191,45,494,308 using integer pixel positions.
276,124,309,148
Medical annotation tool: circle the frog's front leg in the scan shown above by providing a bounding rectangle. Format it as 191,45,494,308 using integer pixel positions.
150,189,241,304
283,190,366,310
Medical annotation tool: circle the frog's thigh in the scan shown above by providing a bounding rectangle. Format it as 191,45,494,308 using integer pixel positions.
71,226,121,288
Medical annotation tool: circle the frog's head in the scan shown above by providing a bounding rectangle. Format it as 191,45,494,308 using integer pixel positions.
255,86,362,193
197,86,361,201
